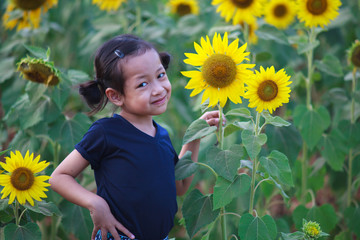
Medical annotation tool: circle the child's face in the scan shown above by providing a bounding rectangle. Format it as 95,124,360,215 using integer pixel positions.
119,49,172,117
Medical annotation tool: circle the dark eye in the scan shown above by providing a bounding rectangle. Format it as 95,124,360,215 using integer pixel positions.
138,82,148,88
158,72,166,78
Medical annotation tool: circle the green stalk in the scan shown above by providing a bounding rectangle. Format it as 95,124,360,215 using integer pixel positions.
347,68,357,207
217,104,227,240
14,201,20,225
301,28,316,203
249,112,261,214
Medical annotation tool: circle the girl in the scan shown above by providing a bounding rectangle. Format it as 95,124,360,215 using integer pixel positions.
50,34,222,240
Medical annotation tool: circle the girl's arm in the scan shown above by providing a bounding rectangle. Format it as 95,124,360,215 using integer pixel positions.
50,150,135,240
176,111,223,196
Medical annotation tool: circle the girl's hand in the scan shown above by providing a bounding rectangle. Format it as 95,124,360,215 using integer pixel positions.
90,196,135,240
200,110,226,128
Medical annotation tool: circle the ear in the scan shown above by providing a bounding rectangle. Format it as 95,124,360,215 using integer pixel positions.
105,88,124,107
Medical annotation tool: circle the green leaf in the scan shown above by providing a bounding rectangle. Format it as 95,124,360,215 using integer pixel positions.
66,69,91,84
262,111,291,127
23,44,48,59
338,120,360,148
307,204,338,233
4,222,41,240
212,174,251,209
259,150,294,186
175,151,198,180
265,124,302,165
315,54,343,77
255,52,272,62
0,199,10,211
345,207,360,238
206,147,241,181
245,217,272,240
24,201,62,217
224,123,242,137
60,200,92,240
182,190,220,238
292,205,309,230
238,213,255,240
261,215,278,240
225,108,252,119
293,105,330,150
288,35,320,54
50,85,70,111
242,130,267,160
280,232,305,240
256,25,289,45
183,119,217,145
319,132,347,171
0,57,15,83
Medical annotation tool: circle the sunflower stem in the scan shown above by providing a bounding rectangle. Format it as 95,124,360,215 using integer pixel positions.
217,104,227,240
14,201,20,225
347,67,357,207
305,28,316,110
249,112,261,214
301,143,308,203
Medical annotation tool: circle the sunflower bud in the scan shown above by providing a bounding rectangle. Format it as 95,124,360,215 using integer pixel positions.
302,220,321,239
348,40,360,68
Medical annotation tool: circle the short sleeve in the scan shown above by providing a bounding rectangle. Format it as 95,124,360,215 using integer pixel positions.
75,122,106,169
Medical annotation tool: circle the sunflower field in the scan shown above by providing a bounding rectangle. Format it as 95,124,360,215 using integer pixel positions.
0,0,359,239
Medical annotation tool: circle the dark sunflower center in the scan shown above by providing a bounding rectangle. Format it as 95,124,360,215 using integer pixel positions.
202,54,237,88
11,167,35,191
231,0,253,8
13,0,47,10
257,80,278,101
274,4,287,17
306,0,327,15
351,46,360,68
19,62,59,86
176,4,191,16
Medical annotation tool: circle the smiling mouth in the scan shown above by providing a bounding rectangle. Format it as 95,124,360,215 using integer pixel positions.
152,95,167,105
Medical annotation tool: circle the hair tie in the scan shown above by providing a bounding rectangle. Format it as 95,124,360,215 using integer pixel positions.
114,49,125,58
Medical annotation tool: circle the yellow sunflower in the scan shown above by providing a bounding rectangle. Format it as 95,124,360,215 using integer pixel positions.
244,66,291,113
240,19,258,44
2,0,58,31
0,150,50,206
92,0,126,11
212,0,265,25
264,0,297,29
168,0,199,16
296,0,341,28
182,32,255,108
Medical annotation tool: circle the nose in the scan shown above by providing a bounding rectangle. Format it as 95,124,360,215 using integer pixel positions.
152,81,165,96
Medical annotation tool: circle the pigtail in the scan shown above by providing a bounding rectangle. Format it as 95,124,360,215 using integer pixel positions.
159,52,171,70
78,79,108,115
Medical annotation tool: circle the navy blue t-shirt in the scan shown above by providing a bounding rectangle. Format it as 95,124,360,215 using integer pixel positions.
75,114,179,240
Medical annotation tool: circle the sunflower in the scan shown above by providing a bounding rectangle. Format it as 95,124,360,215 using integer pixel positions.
348,40,360,68
244,66,291,114
17,56,61,86
92,0,126,11
0,151,50,206
2,0,58,31
264,0,297,29
212,0,265,25
182,32,255,108
168,0,199,16
240,19,258,44
296,0,341,28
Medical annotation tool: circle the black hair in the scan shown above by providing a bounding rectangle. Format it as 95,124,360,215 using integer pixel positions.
78,34,171,115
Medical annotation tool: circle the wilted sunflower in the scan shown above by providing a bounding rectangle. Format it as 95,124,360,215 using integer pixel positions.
17,56,61,86
296,0,341,28
182,32,255,107
348,40,360,68
264,0,297,29
244,66,291,114
2,0,58,31
168,0,199,16
212,0,265,25
0,151,50,206
92,0,126,11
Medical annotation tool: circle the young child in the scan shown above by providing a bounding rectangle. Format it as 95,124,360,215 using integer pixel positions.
50,34,222,240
